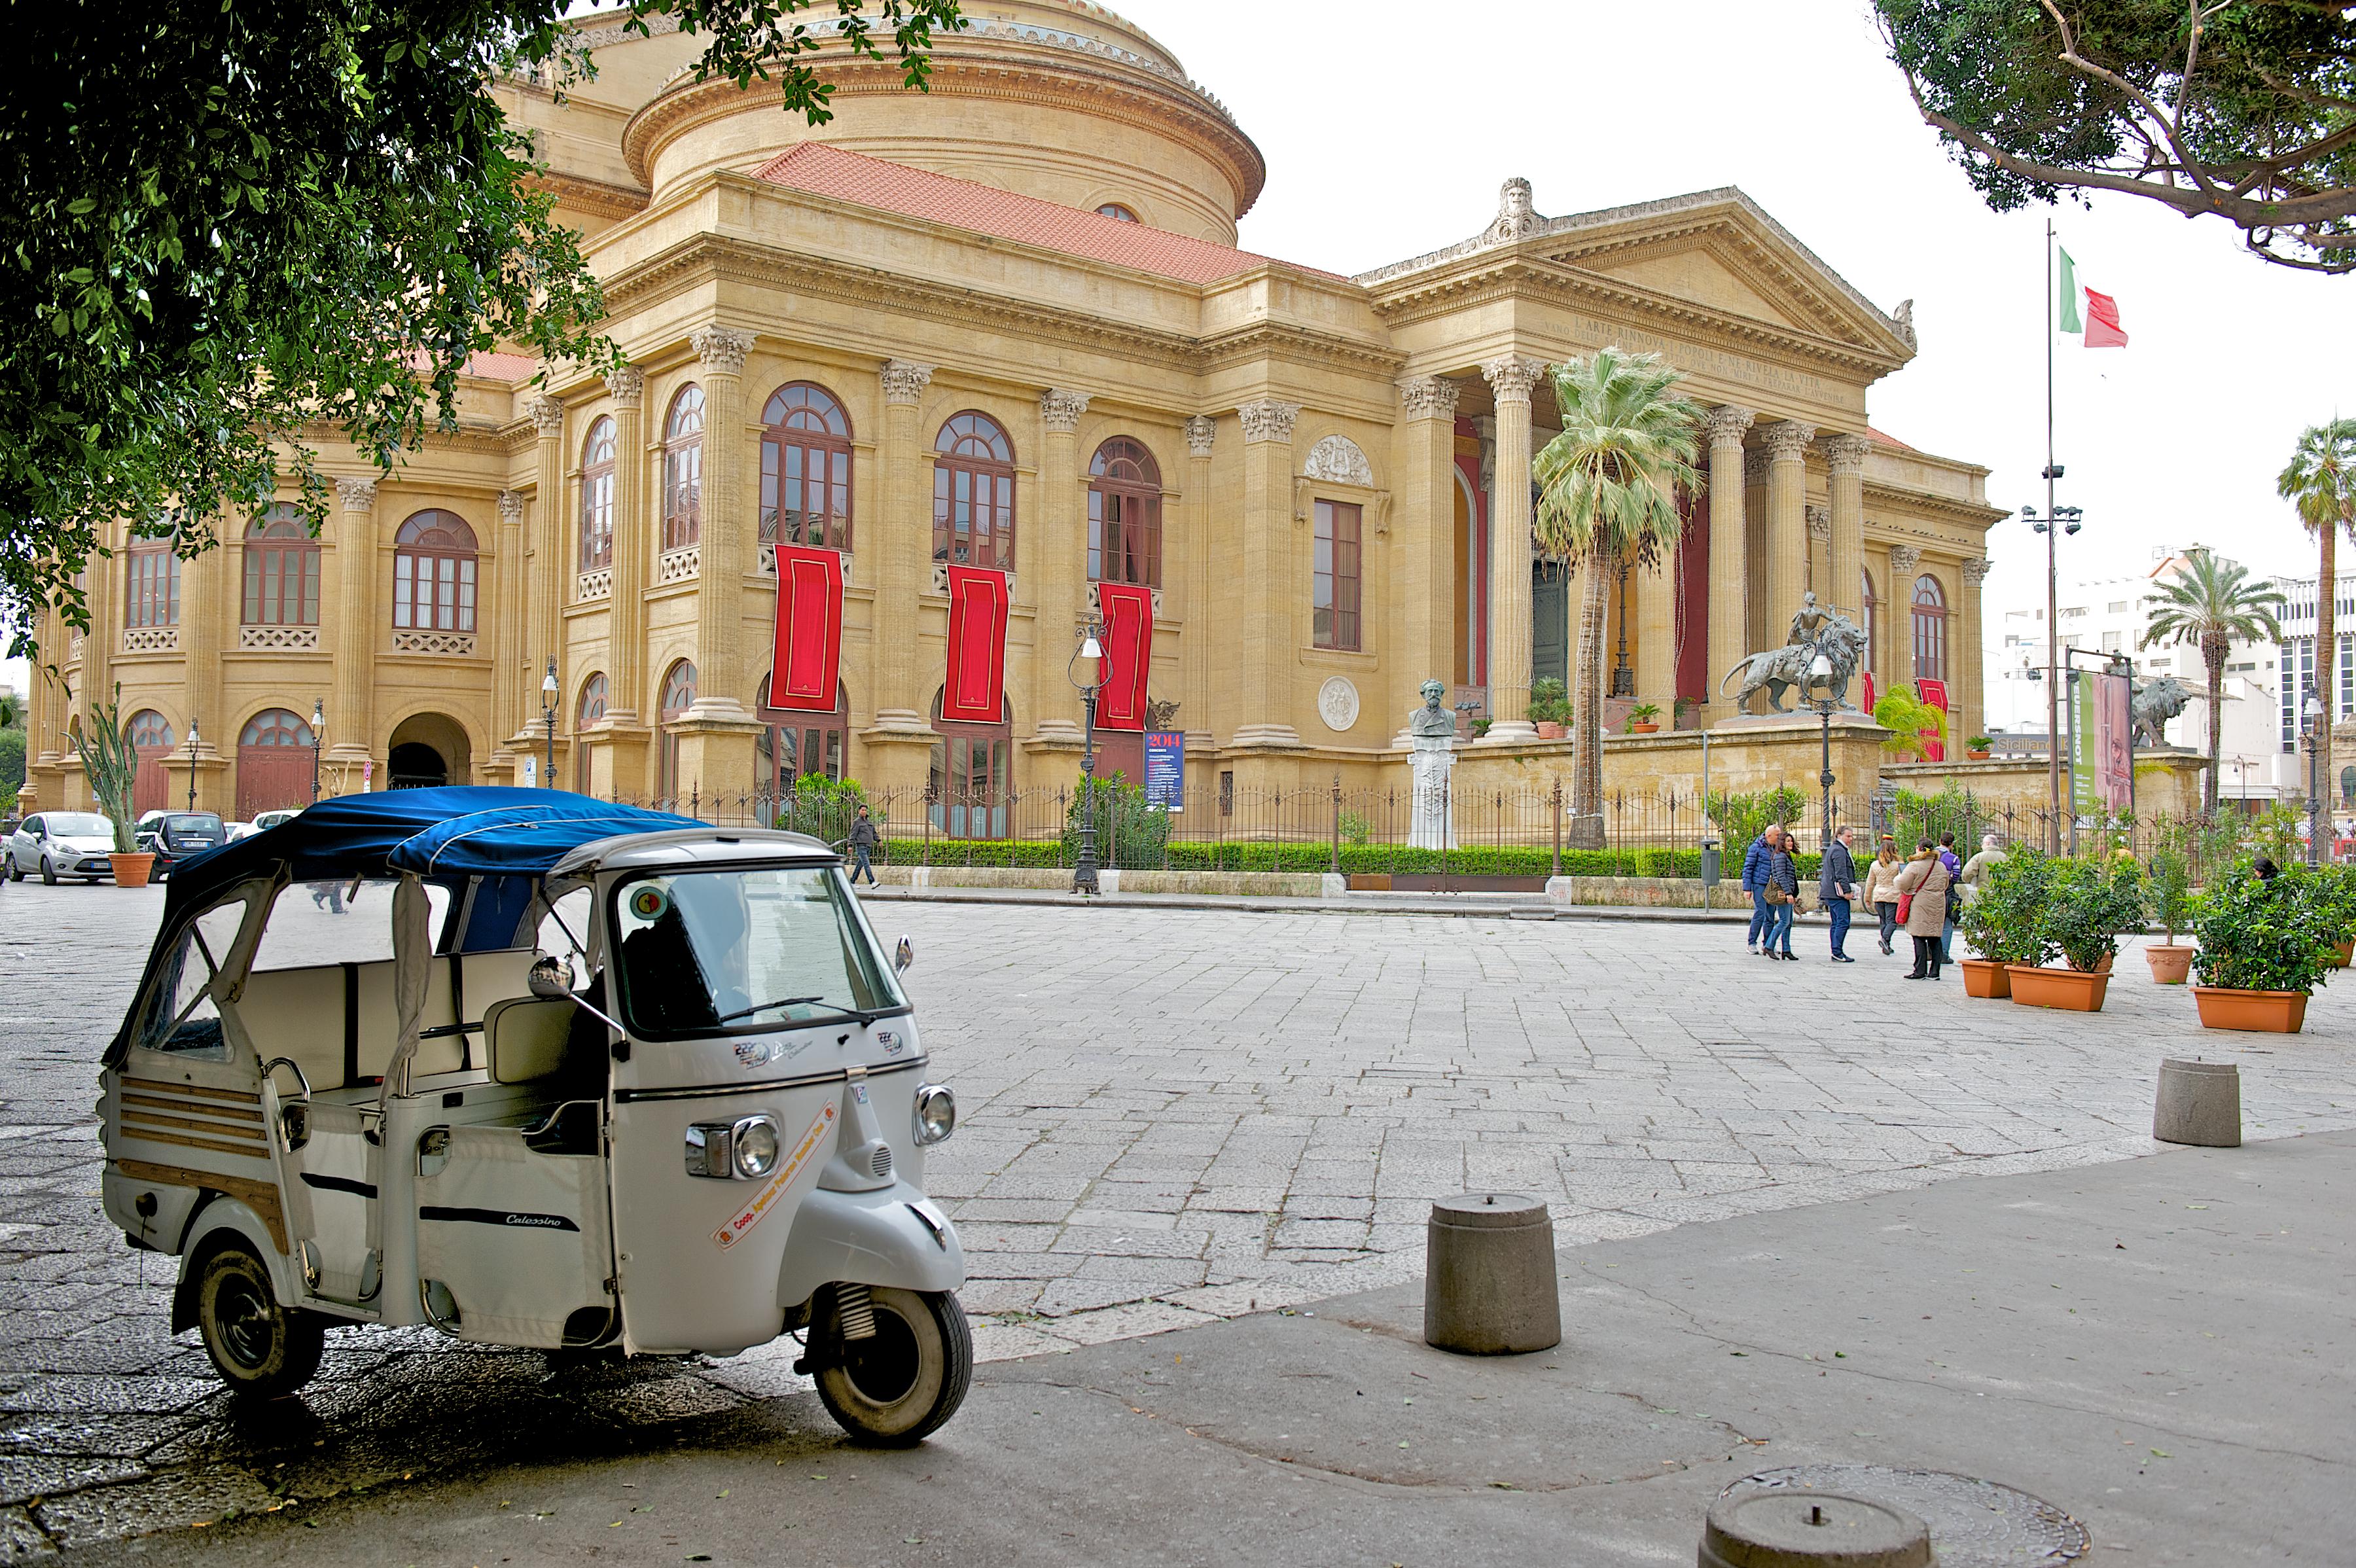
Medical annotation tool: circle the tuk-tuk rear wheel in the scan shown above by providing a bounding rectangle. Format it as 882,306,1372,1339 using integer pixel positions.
813,1287,971,1448
194,1243,325,1400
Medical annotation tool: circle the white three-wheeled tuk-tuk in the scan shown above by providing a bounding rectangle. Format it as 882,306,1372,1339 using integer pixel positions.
98,787,970,1446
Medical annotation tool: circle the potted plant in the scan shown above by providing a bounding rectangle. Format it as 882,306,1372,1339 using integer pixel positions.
2189,863,2343,1032
1527,677,1570,740
1626,702,1661,736
1965,734,1992,761
2142,844,2196,983
2315,864,2356,969
2010,856,2139,1012
1956,846,2047,997
63,682,154,889
1672,695,1697,732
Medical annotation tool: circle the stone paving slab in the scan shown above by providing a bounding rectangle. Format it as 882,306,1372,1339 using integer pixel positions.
0,882,2351,1552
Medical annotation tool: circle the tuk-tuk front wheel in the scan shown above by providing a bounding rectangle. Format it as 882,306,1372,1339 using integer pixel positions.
812,1287,971,1448
194,1243,325,1400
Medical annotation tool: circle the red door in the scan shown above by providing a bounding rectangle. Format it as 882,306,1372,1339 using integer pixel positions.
128,711,176,817
236,709,315,821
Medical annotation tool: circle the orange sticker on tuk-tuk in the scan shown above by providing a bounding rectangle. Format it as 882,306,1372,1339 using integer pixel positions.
711,1101,838,1253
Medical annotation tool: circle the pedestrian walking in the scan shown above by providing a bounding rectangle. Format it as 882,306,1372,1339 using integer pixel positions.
1958,834,2007,906
1762,829,1800,960
1935,831,1963,964
1741,823,1780,953
846,806,880,885
1863,834,1904,955
1819,825,1858,962
1895,839,1952,980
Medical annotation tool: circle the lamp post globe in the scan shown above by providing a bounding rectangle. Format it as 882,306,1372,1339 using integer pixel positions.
1069,624,1105,896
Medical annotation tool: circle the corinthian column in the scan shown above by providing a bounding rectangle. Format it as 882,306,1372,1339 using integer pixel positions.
1823,433,1869,623
687,327,756,719
329,478,377,766
1959,556,1992,749
1480,355,1546,741
1031,388,1090,745
491,488,527,774
1762,419,1816,655
1232,397,1302,747
604,369,648,726
1395,376,1459,728
870,359,934,736
1704,406,1754,721
1181,414,1216,748
525,395,567,736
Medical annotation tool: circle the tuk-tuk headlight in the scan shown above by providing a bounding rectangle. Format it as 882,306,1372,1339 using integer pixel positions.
912,1084,956,1147
732,1114,781,1179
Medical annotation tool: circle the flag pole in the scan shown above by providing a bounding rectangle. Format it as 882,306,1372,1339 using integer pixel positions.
2045,218,2062,854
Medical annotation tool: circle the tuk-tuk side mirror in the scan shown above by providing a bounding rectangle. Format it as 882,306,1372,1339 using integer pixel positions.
894,936,914,975
528,955,576,999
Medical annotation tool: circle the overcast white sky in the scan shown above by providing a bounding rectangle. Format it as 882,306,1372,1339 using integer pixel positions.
16,2,2342,705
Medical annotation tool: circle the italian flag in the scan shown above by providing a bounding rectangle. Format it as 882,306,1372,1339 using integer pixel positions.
2058,248,2128,347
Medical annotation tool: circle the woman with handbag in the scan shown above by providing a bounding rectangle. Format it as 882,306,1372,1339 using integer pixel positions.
1761,829,1802,961
1893,838,1952,980
1863,836,1904,956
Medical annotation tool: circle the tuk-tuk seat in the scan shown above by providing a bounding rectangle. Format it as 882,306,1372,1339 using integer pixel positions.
236,948,544,1093
484,995,583,1086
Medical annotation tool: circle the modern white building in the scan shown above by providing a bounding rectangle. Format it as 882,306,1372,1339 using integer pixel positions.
1985,546,2289,808
2271,573,2356,808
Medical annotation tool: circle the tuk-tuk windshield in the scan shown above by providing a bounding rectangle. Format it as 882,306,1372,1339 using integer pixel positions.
611,864,906,1039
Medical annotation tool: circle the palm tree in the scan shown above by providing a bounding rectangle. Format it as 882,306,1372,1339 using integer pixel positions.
1534,348,1702,846
2277,419,2356,816
2138,549,2284,819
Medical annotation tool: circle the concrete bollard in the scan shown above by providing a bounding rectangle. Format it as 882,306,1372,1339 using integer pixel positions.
2154,1058,2241,1148
1700,1491,1932,1568
1422,1193,1560,1355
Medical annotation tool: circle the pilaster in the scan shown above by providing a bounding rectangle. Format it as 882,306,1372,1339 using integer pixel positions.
1232,397,1302,748
687,328,757,734
1823,433,1869,624
1704,406,1753,721
1762,419,1815,663
526,394,568,751
329,478,377,765
490,489,527,773
1959,556,1992,750
863,359,938,803
1031,388,1090,746
1480,356,1546,742
181,514,227,779
1181,414,1216,749
603,370,648,728
1395,376,1459,728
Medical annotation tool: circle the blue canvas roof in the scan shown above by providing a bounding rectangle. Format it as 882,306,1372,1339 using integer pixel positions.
161,787,700,919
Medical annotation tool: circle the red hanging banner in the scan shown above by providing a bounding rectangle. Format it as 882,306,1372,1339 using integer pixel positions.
766,545,844,713
1916,677,1949,762
1095,583,1154,731
942,566,1010,724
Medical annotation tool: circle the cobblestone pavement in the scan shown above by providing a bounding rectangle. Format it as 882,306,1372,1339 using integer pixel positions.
1,882,2351,1553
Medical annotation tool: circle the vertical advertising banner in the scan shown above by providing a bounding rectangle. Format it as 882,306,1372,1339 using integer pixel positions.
2073,669,2133,815
1094,583,1155,731
1144,732,1185,811
942,567,1011,723
1914,678,1948,762
767,545,846,712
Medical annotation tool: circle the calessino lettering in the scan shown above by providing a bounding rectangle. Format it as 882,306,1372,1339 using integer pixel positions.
505,1213,567,1228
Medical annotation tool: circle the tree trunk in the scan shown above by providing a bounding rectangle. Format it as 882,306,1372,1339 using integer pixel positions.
2205,633,2226,821
1568,552,1611,847
2319,517,2336,830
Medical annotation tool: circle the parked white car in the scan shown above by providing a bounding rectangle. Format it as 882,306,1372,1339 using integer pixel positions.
6,812,119,884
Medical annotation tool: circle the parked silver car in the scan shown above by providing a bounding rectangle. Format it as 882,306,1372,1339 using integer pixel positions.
6,813,119,883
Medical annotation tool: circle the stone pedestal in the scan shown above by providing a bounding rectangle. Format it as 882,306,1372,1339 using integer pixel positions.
2154,1058,2240,1147
1408,731,1457,849
1423,1193,1559,1356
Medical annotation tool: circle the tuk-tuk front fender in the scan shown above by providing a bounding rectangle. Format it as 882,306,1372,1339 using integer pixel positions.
170,1198,301,1333
776,1182,963,1315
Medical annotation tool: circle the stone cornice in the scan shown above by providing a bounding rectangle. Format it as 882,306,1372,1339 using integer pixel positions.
1863,480,2007,530
526,168,649,223
620,49,1264,219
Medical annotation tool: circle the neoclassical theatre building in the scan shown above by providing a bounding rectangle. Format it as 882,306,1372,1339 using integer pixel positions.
25,0,2001,825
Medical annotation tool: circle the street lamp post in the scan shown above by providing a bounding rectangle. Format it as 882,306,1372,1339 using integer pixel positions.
1067,620,1105,896
2306,693,2326,868
310,699,325,804
541,659,560,789
2021,497,2083,851
183,719,199,813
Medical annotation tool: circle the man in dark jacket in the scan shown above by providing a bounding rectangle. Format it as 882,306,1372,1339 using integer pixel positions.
1819,825,1859,963
847,806,880,885
1740,825,1779,953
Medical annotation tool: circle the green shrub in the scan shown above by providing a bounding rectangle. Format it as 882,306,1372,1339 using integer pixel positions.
1874,691,1947,758
2031,855,2144,972
775,773,868,846
1063,771,1171,867
1526,677,1569,726
2191,863,2344,995
1709,786,1807,873
2144,846,2194,944
1960,846,2052,966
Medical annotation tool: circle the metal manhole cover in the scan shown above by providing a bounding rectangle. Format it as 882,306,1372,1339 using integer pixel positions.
1721,1466,2089,1565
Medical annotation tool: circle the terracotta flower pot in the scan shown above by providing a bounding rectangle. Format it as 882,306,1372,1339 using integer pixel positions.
1959,958,2012,997
2007,964,2109,1012
1631,721,1660,735
1966,749,1990,761
107,853,156,889
2096,950,2114,974
2330,939,2354,970
2145,944,2196,984
1533,721,1567,739
2192,986,2308,1034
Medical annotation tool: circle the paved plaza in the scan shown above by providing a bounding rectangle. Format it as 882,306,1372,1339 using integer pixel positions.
0,882,2351,1551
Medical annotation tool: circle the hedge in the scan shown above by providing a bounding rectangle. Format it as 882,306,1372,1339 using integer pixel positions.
868,837,1816,881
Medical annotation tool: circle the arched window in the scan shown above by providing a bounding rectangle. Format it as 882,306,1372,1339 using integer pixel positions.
1097,203,1139,223
392,510,478,633
574,673,608,792
1912,573,1948,683
243,505,320,626
236,707,317,820
929,688,1012,839
662,384,705,550
1860,567,1879,679
933,412,1016,572
2341,764,2354,804
580,417,615,570
761,382,853,552
124,536,181,630
758,677,848,792
657,660,697,802
128,709,175,815
1088,437,1162,587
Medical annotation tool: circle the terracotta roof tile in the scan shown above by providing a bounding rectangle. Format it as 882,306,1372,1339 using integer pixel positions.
753,143,1329,285
1866,426,1914,451
461,351,541,382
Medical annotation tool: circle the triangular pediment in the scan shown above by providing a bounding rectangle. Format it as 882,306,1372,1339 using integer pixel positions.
1582,240,1810,332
